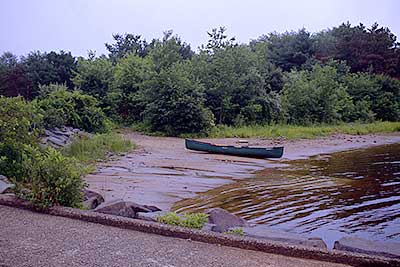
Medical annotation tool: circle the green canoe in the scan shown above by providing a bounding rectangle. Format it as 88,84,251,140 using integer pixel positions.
185,139,284,158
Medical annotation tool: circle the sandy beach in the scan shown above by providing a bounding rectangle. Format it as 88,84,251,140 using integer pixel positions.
85,132,400,210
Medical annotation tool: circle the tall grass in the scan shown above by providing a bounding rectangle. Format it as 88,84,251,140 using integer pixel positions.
207,121,400,139
62,133,134,164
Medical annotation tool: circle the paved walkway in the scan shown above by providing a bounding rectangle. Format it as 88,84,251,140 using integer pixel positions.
0,205,350,267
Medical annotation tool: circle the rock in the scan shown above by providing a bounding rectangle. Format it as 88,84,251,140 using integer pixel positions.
239,225,327,249
136,211,167,222
94,200,152,218
334,236,400,258
206,208,248,232
143,205,162,212
82,189,104,209
202,223,216,232
0,179,14,194
47,136,67,147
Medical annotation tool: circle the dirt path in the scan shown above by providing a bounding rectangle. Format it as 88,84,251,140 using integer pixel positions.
0,205,351,267
85,132,400,210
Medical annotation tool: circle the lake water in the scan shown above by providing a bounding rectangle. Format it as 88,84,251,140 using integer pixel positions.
173,143,400,247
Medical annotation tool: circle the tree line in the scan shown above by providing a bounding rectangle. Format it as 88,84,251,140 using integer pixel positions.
1,22,399,135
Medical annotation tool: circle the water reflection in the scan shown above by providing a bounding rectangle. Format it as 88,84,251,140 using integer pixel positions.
173,143,400,246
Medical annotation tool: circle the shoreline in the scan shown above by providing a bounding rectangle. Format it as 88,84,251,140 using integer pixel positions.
85,132,400,211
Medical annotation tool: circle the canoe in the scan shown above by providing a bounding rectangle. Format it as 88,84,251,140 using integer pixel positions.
185,139,284,159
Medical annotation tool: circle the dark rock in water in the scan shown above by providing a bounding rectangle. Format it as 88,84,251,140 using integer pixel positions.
334,237,400,258
239,225,327,249
136,211,167,222
206,208,248,232
82,189,104,209
94,200,152,218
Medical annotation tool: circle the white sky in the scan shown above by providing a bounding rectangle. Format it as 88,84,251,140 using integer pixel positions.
0,0,399,57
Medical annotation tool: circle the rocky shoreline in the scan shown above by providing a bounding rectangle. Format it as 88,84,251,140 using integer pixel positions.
82,190,400,259
2,131,400,262
0,193,399,267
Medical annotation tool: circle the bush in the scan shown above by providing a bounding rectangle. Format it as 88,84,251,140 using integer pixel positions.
281,64,353,124
143,62,214,136
225,228,245,236
0,96,43,180
156,212,209,229
36,84,110,132
17,147,85,208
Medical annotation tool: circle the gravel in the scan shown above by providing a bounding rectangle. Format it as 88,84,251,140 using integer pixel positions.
0,205,350,267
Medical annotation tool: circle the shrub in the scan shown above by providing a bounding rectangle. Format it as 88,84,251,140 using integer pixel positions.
156,212,209,229
225,228,245,236
19,147,85,208
0,96,43,180
143,62,214,136
36,84,110,132
281,65,353,124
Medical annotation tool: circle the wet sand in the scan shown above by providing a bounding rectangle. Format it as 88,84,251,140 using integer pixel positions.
85,132,400,210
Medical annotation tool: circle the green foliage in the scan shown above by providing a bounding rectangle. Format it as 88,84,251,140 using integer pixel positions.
22,50,77,98
36,84,109,133
73,55,114,99
148,30,194,72
0,96,43,180
208,122,400,139
113,54,155,122
1,22,400,137
62,133,134,164
105,33,148,62
203,26,236,54
225,228,245,236
156,212,208,229
143,62,214,136
282,64,353,124
255,28,315,71
22,147,85,208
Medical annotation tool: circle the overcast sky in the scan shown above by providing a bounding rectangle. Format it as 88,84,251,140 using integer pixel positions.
1,0,399,57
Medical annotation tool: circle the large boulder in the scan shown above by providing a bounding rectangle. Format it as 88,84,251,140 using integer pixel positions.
82,189,104,209
334,237,400,258
239,225,326,249
0,176,14,194
206,208,248,232
94,200,152,218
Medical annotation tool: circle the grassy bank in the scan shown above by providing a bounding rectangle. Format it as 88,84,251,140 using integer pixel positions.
207,121,400,139
62,133,134,164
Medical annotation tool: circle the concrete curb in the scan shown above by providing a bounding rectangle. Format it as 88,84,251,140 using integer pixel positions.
0,195,399,267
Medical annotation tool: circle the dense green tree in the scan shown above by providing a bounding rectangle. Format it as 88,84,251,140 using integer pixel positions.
22,51,77,98
105,33,148,63
255,29,315,71
73,55,114,99
148,31,194,72
200,45,281,125
373,75,400,121
202,26,236,54
113,53,155,122
314,22,400,78
0,52,32,98
251,41,285,92
143,61,214,135
282,64,353,124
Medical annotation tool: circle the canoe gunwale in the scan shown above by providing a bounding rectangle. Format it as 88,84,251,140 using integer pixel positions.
185,139,284,159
